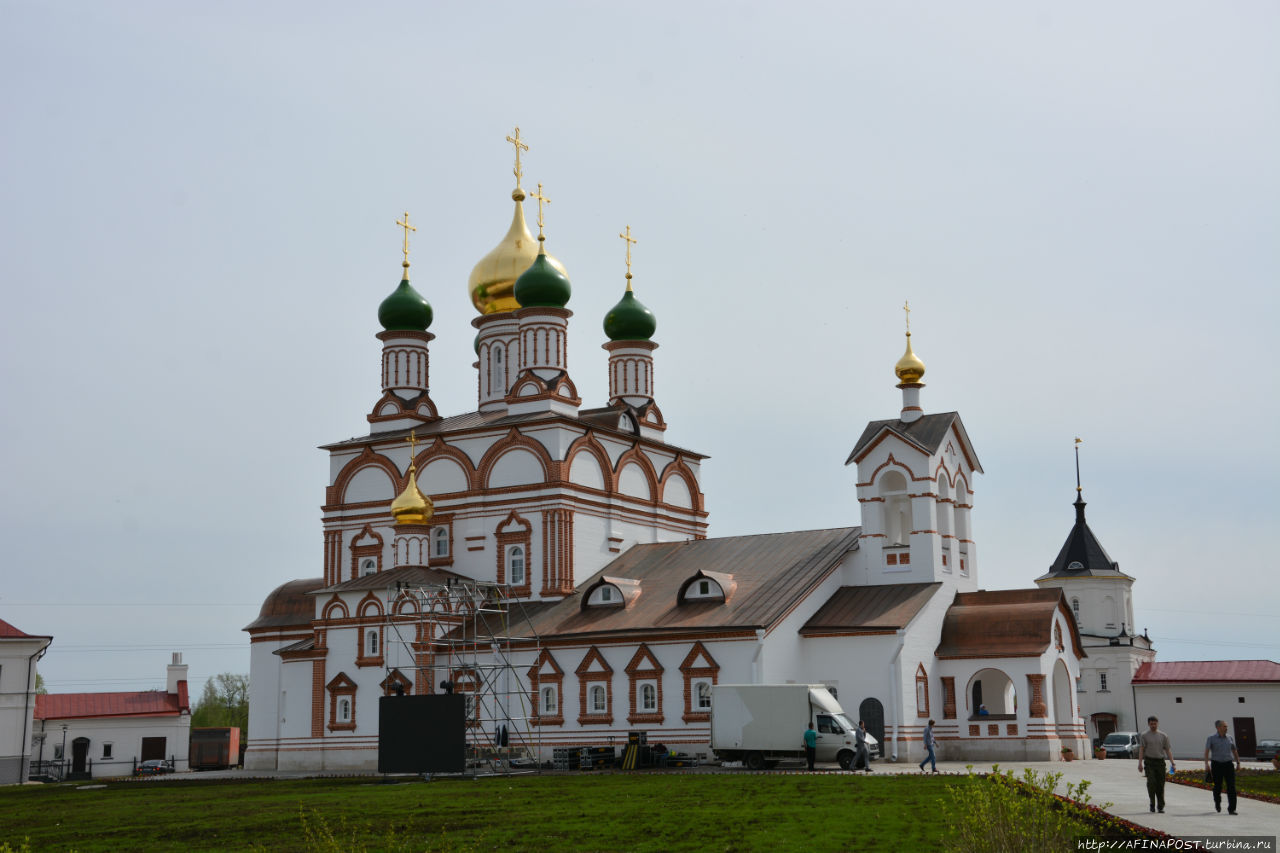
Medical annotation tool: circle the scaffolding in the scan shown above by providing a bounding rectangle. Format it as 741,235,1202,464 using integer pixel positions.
381,578,545,775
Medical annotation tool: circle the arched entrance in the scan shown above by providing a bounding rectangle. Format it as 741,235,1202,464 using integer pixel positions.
1052,660,1073,723
859,697,885,757
967,668,1015,717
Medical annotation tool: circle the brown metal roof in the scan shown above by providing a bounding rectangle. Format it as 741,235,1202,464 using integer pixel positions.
455,528,860,643
935,588,1085,659
845,411,982,473
313,564,469,595
800,582,942,636
243,577,325,631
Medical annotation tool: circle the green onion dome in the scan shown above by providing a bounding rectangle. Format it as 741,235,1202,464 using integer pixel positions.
513,249,572,308
378,273,433,331
603,289,657,341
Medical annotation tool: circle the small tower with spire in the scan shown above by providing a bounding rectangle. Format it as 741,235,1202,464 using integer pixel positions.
895,301,926,424
1035,440,1154,738
390,430,435,568
507,181,581,415
369,212,440,432
602,225,664,439
470,128,570,413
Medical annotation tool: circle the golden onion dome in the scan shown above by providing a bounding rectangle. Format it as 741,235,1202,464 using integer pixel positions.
468,189,568,314
390,465,433,525
894,332,926,384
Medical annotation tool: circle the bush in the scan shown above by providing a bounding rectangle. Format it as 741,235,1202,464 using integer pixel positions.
942,765,1101,853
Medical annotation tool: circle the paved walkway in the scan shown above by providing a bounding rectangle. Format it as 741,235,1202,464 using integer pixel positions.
870,759,1280,839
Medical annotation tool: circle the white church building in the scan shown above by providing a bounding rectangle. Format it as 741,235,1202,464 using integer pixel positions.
245,135,1091,771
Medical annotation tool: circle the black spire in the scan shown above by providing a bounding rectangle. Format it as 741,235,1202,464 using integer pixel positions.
1040,441,1123,578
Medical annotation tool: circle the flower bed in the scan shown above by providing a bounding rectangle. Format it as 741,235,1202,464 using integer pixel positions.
1169,768,1280,804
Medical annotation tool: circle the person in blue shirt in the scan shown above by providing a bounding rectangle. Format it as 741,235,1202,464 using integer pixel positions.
803,723,818,770
918,719,938,772
1203,720,1242,814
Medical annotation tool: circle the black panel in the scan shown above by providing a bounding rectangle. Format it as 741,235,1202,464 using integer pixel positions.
378,695,466,773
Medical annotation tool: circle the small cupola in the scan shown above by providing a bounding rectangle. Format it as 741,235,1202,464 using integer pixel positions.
582,576,642,610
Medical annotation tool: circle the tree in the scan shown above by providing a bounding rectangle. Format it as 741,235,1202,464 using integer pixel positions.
35,672,47,695
191,673,250,735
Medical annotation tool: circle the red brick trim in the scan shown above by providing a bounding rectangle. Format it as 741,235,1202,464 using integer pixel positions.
412,437,479,494
326,672,357,732
526,648,565,727
321,595,349,621
495,510,533,597
941,676,957,720
349,524,384,582
541,508,574,595
624,644,665,725
915,663,930,718
328,446,402,507
381,669,412,696
575,646,613,726
679,642,719,723
657,457,704,512
564,433,617,492
311,658,326,737
613,446,660,501
477,428,557,490
1027,673,1048,718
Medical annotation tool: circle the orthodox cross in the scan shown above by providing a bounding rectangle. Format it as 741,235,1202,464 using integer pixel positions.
530,183,550,241
620,225,637,289
396,212,416,267
903,300,912,335
406,429,419,469
1074,437,1083,493
505,127,529,189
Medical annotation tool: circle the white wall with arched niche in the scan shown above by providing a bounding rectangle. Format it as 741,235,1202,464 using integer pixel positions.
662,475,693,508
879,470,911,546
421,457,469,494
488,448,544,488
618,463,651,500
569,452,607,490
344,467,396,503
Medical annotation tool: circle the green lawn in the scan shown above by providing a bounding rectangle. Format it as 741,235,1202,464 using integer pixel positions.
1170,767,1280,799
1,773,962,853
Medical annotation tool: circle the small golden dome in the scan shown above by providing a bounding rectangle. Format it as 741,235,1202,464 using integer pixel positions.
894,332,926,384
468,194,568,315
390,465,433,525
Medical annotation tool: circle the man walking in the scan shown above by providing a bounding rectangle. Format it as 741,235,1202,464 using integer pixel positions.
1137,715,1175,813
1204,720,1241,814
803,722,817,771
855,720,872,772
918,719,937,773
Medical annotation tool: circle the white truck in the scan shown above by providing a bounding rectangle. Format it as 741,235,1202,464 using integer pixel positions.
710,683,874,770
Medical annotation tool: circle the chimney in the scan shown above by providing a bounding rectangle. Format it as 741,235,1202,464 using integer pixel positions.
166,651,188,695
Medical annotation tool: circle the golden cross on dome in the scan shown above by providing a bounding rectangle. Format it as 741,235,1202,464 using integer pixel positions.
620,225,637,289
903,300,912,334
530,183,550,241
405,429,419,467
505,127,529,190
396,212,416,267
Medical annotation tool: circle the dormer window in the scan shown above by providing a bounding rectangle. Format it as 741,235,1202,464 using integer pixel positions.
678,570,734,604
1067,561,1084,570
587,584,623,606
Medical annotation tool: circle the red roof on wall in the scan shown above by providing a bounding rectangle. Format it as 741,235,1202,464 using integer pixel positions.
1132,660,1280,684
35,686,189,720
0,618,52,640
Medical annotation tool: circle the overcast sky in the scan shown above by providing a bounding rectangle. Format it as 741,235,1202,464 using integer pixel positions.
2,1,1276,695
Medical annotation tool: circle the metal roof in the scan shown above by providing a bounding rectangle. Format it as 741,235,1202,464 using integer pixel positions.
1132,660,1280,684
800,582,942,636
845,412,982,472
935,588,1085,659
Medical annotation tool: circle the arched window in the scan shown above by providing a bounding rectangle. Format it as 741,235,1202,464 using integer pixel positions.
879,470,911,547
490,345,505,395
640,683,657,712
541,685,557,715
507,545,525,586
1071,597,1081,624
361,558,376,577
432,527,449,558
367,630,378,657
338,699,351,722
696,681,712,710
590,684,607,713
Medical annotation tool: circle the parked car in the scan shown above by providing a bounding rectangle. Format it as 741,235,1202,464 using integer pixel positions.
1101,731,1140,758
1255,739,1280,761
134,760,171,776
